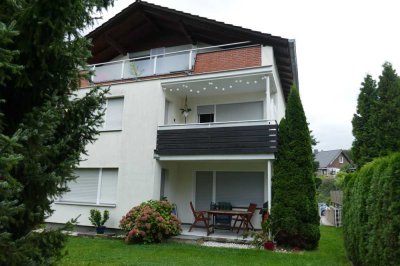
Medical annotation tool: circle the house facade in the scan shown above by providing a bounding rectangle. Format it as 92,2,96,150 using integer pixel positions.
47,1,299,229
315,149,352,177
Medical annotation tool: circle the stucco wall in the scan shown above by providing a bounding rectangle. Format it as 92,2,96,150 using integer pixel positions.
48,80,165,228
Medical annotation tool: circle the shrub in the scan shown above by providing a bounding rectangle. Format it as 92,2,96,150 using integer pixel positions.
89,209,110,227
343,152,400,266
120,200,181,244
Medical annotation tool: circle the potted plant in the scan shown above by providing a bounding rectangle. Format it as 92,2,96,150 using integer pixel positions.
243,218,277,251
89,209,110,234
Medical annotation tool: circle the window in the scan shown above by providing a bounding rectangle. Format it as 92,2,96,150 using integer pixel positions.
339,156,344,164
216,172,264,207
216,101,263,122
103,98,124,131
197,105,214,123
195,171,264,209
197,101,264,123
60,168,118,205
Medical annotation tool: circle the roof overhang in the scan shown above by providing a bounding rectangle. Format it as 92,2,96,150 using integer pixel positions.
86,0,298,100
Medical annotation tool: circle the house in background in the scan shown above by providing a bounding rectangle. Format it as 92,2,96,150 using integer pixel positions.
47,0,299,229
315,149,352,177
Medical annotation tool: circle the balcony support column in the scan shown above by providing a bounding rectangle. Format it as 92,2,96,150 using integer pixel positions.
267,159,272,213
265,75,271,120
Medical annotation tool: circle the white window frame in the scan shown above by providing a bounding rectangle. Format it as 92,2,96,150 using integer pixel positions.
339,156,344,164
57,168,118,207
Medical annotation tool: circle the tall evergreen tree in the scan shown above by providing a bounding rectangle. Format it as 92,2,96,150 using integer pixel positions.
374,62,400,157
271,86,320,250
0,0,113,264
351,74,378,166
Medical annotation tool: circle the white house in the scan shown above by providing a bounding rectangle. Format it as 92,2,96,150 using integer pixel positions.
47,0,299,229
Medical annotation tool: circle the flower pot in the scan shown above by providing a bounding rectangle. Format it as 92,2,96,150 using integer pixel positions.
263,241,274,251
96,226,106,234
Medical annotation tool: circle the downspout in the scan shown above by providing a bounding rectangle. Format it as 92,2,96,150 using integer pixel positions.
288,39,299,90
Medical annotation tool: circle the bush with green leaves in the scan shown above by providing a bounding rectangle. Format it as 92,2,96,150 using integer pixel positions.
89,209,110,227
120,200,181,244
343,152,400,266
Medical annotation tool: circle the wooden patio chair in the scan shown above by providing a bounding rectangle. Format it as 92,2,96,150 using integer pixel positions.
232,203,257,233
189,201,210,235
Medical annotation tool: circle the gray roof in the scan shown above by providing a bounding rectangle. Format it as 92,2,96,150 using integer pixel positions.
315,149,343,168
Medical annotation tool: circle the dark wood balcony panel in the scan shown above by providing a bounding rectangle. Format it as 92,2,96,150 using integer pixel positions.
155,124,278,156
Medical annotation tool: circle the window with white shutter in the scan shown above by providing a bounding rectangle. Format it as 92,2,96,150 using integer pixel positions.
103,98,124,131
60,168,118,206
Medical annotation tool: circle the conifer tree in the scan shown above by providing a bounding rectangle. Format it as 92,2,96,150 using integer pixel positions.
374,62,400,157
0,0,113,264
351,75,378,166
271,86,320,250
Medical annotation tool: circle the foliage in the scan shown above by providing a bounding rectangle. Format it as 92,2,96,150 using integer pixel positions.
373,63,400,157
0,0,113,264
271,86,320,250
316,177,338,203
352,63,400,167
88,209,110,227
61,227,350,266
242,219,277,249
343,153,400,266
120,200,181,244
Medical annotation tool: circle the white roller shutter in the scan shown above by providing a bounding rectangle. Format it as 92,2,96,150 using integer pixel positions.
216,101,263,122
61,169,99,203
104,98,124,130
99,169,118,204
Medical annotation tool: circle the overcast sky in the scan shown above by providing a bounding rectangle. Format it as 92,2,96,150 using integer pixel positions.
92,0,400,151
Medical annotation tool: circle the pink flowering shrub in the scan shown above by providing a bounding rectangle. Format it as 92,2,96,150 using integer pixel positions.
120,200,181,243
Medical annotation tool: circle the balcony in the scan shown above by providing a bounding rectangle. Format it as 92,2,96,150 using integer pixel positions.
154,120,278,156
84,42,262,85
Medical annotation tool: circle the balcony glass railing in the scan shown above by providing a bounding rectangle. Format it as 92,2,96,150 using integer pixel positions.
88,41,252,83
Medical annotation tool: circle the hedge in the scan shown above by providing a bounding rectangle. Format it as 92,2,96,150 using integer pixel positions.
343,152,400,266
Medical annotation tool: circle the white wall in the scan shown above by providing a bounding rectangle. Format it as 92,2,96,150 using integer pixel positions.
48,80,165,228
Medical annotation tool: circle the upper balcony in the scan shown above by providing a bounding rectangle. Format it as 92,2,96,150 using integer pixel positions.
81,42,263,87
154,120,278,159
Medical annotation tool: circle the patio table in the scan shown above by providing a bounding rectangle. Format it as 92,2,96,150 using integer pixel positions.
206,210,252,235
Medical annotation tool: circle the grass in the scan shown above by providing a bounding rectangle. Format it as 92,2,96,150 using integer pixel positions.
61,226,349,266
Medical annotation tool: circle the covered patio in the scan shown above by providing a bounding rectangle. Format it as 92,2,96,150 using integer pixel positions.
157,159,273,232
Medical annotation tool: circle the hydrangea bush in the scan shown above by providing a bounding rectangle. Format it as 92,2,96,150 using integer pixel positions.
120,200,181,243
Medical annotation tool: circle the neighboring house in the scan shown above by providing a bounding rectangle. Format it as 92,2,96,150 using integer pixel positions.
47,0,299,229
314,149,352,177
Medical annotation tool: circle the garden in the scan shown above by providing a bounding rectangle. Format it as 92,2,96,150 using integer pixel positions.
61,226,349,266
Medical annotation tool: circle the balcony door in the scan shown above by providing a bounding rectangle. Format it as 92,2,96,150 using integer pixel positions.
195,171,264,210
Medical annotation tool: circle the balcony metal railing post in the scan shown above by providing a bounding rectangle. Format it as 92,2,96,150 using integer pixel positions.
188,49,193,69
91,65,96,83
120,60,125,79
153,56,158,75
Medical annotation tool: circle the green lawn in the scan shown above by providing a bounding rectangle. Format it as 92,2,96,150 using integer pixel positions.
61,226,349,266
